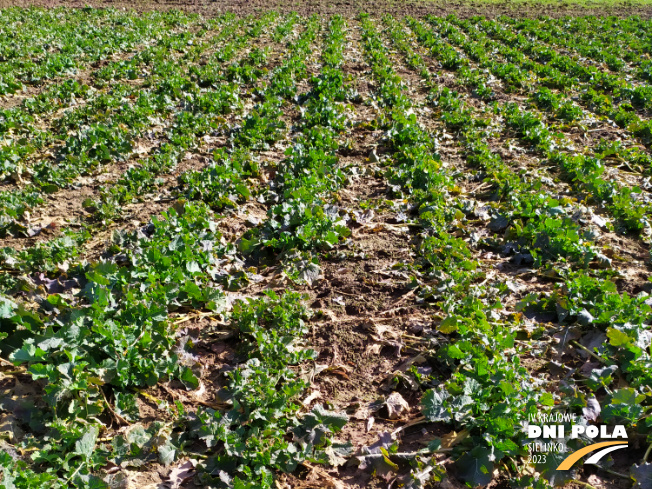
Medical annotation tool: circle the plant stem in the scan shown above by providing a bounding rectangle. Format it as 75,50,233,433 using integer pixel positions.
182,451,208,459
643,442,652,464
570,340,609,365
355,448,454,459
572,480,597,489
598,467,629,479
65,461,85,484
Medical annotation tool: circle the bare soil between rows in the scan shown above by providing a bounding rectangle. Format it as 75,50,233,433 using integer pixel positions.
2,0,652,19
1,11,651,489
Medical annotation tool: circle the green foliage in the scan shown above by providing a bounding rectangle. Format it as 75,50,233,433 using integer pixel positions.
181,149,256,210
194,292,347,488
3,9,652,489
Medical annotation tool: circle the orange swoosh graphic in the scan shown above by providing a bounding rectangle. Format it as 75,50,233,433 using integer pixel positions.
557,441,628,470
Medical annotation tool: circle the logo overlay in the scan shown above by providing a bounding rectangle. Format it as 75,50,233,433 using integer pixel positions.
526,413,628,470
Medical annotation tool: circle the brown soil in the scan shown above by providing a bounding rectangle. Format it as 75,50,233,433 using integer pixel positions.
1,0,652,19
151,23,440,489
397,18,652,266
1,10,651,489
0,52,125,111
0,85,43,110
1,24,289,254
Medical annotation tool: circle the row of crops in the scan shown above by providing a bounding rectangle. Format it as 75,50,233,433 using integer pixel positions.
0,7,650,489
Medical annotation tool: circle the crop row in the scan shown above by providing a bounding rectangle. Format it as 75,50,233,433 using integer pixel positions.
0,13,278,294
380,13,651,488
0,12,285,486
359,14,553,487
0,13,269,236
0,8,201,95
404,16,652,238
0,13,360,489
501,16,652,74
0,11,650,489
453,17,652,148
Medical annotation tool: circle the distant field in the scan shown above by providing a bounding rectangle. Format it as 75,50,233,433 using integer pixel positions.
2,0,652,16
0,6,651,489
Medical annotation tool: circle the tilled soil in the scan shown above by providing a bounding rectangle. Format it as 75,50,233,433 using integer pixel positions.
2,0,652,19
1,7,651,489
